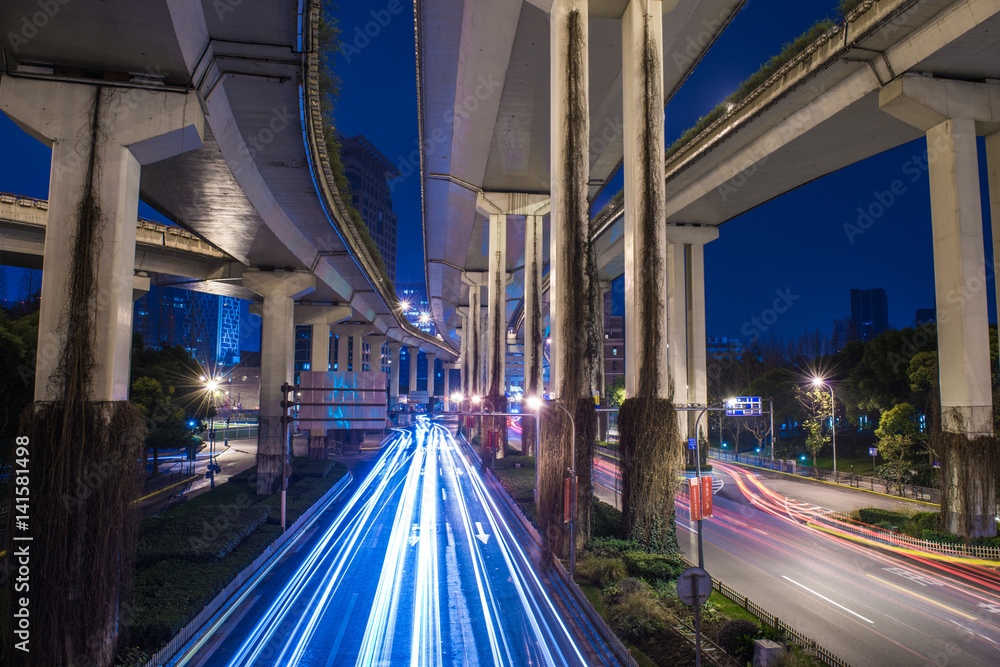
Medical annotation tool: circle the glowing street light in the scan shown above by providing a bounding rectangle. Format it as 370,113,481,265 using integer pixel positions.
812,376,838,483
419,312,431,324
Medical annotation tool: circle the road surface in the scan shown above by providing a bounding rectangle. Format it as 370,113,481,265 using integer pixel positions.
181,419,594,667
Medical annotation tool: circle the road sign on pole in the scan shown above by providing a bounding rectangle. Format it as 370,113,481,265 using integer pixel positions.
678,567,712,606
727,396,762,416
688,437,696,450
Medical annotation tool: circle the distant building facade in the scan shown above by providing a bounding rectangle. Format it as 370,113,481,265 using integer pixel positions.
851,288,889,342
603,291,625,389
706,336,743,361
134,286,241,367
339,133,400,284
397,283,435,334
832,318,854,353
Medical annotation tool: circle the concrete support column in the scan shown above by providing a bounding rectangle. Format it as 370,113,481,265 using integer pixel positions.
350,333,364,372
462,273,487,396
666,225,719,442
388,342,403,405
549,0,589,400
443,363,453,409
524,208,548,401
426,352,438,409
545,0,590,559
480,308,490,395
366,336,387,373
988,130,1000,376
243,271,316,494
335,328,349,371
880,74,1000,536
457,308,470,395
621,0,667,401
0,77,204,401
295,305,352,373
408,346,420,396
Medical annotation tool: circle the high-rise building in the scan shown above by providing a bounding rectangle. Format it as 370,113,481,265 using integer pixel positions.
397,283,435,334
133,286,242,367
850,288,889,341
339,133,400,284
832,319,854,353
603,290,625,389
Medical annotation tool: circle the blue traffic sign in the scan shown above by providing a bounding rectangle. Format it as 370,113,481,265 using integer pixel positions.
688,438,697,450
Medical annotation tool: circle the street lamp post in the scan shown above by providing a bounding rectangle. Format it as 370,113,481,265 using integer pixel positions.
813,377,837,483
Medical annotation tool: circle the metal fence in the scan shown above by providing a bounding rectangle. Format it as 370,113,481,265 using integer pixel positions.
198,422,259,441
141,471,353,667
822,512,1000,561
708,449,940,503
710,578,851,667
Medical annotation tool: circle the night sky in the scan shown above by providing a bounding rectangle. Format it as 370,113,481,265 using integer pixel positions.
0,0,994,345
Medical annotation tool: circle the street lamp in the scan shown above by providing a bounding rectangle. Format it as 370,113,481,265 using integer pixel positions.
812,377,837,483
203,376,222,489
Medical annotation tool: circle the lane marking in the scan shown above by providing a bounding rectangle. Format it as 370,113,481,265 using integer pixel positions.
192,594,260,667
475,521,491,544
324,592,358,667
782,576,874,624
442,488,447,501
867,574,976,621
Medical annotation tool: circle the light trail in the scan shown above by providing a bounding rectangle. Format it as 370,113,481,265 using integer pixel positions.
191,419,592,667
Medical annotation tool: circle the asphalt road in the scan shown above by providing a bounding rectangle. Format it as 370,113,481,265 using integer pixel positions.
673,461,1000,666
182,419,592,667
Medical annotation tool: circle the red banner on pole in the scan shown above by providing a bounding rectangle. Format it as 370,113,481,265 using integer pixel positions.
700,476,713,518
564,477,572,523
689,478,702,521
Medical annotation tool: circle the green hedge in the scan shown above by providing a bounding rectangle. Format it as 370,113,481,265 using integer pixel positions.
493,465,536,504
128,524,283,648
136,504,270,565
125,460,349,653
592,498,623,539
857,507,909,527
622,551,686,583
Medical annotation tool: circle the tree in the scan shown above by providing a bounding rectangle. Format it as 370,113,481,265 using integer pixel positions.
0,311,38,444
796,386,831,468
608,374,626,407
19,268,40,302
875,403,917,494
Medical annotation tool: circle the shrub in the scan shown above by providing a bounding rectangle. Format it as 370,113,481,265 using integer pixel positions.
717,619,761,663
584,537,644,559
577,557,627,586
136,504,270,565
857,507,909,526
493,465,536,503
494,455,534,470
623,550,686,583
609,587,666,640
606,576,648,603
591,497,623,538
291,457,337,480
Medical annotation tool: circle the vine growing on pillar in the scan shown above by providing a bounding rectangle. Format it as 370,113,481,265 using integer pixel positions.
540,7,594,561
6,87,145,667
618,14,683,554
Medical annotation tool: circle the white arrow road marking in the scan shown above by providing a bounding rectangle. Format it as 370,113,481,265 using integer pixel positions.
409,523,420,546
475,521,491,545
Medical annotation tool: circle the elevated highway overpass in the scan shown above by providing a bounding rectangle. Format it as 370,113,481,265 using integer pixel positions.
0,0,454,496
419,0,1000,536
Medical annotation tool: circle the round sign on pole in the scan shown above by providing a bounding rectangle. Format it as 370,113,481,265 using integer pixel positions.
677,567,712,606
